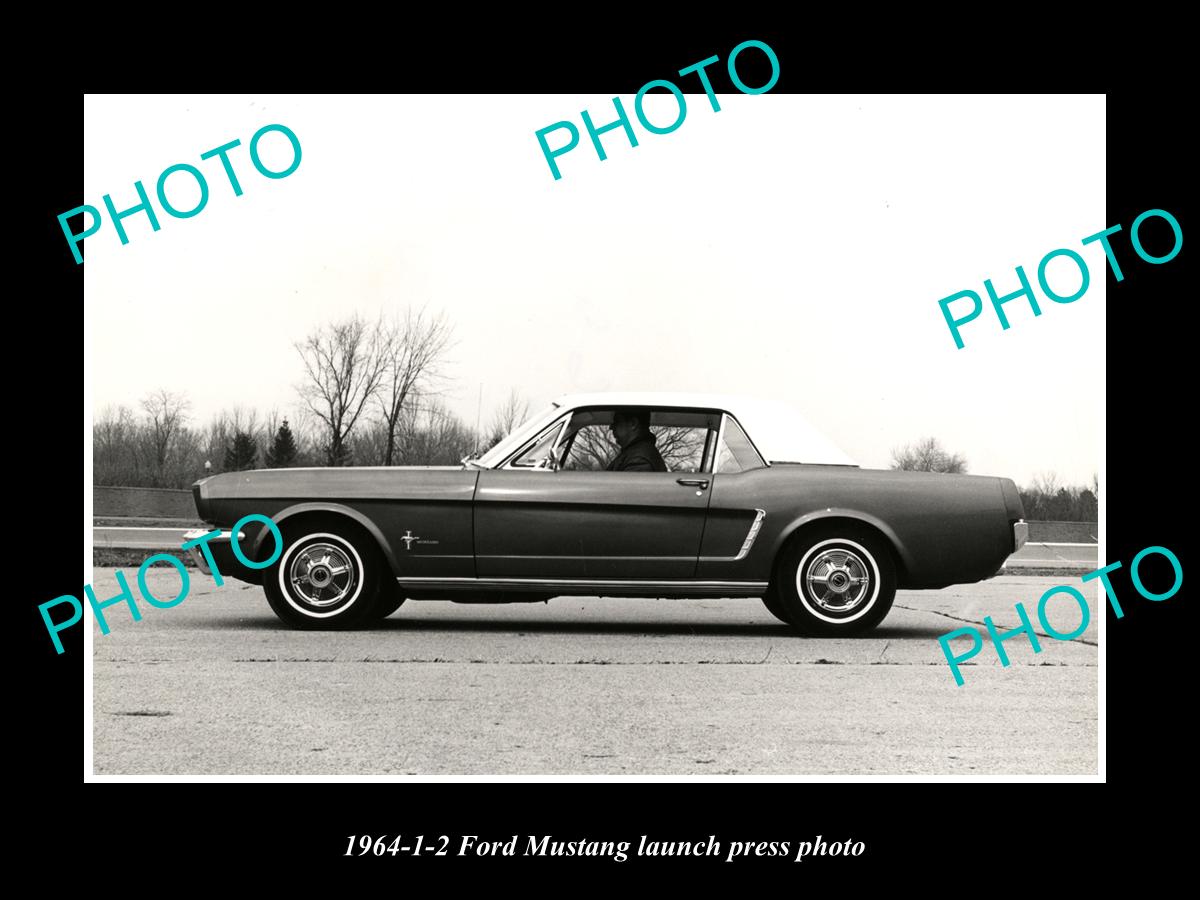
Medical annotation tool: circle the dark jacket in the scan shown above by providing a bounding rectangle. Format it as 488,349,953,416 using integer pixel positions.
607,432,668,472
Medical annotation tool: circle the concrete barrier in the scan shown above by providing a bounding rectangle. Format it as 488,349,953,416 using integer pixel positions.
94,486,194,519
1027,521,1098,543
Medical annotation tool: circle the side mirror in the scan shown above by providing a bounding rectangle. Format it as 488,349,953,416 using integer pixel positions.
533,453,559,472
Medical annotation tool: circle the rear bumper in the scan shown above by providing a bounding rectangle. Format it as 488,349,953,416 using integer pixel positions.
181,528,263,585
1012,520,1029,553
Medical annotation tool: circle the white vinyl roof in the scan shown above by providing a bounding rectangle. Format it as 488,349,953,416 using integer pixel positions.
552,392,858,466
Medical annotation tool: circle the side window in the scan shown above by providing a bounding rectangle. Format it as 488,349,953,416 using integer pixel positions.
653,424,709,473
557,409,718,473
715,416,767,474
562,423,619,471
510,421,564,468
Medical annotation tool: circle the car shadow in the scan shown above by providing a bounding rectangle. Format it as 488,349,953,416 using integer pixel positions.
196,615,954,640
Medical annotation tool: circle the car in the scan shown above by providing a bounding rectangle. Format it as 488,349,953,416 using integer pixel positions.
184,392,1027,634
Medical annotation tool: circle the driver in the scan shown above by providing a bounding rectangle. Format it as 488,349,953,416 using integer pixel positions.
606,408,667,472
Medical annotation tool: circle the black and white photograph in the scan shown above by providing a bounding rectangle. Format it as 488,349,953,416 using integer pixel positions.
80,90,1108,778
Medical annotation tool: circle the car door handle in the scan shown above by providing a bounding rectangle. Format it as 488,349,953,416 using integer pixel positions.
676,478,710,489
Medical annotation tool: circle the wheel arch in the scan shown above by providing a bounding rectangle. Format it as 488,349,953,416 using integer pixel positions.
254,502,399,576
769,510,911,586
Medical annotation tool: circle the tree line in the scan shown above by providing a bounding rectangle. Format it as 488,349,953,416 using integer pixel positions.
95,328,1098,525
93,395,497,487
94,308,535,488
1016,472,1098,523
891,437,1098,522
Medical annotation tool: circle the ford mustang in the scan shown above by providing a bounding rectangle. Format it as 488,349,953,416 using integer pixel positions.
184,392,1027,634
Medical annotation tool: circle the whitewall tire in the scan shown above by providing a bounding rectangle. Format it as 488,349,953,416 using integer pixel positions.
263,524,384,629
774,528,897,636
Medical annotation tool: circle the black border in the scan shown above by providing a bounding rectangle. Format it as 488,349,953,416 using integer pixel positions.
30,28,1184,874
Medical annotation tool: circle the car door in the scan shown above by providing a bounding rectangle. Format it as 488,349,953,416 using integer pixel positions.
695,413,774,581
473,410,716,580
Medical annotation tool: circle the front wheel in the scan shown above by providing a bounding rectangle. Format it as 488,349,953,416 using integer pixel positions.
373,584,407,620
773,529,896,636
263,524,384,629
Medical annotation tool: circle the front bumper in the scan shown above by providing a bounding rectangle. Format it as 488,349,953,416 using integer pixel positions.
182,527,263,585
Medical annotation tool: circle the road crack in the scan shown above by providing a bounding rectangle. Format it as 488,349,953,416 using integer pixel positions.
893,604,1098,647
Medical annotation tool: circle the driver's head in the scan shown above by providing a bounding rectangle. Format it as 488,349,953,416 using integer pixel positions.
611,408,651,446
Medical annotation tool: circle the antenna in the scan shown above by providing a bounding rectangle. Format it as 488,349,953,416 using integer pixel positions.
474,382,483,454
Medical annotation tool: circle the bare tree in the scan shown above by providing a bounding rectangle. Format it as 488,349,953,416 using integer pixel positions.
93,404,138,485
375,308,455,466
396,400,477,466
287,409,326,467
170,425,205,484
228,405,260,437
200,412,231,473
654,426,708,472
486,388,530,449
295,314,391,466
1019,474,1099,523
351,419,391,466
1034,471,1060,496
564,424,619,471
890,437,968,474
140,389,191,485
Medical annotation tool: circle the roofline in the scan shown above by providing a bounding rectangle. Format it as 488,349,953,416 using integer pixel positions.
550,392,858,467
553,391,758,409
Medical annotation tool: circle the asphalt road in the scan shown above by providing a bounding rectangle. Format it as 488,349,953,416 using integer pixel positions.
91,571,1098,776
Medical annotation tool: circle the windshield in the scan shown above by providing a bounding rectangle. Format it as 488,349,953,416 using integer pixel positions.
473,402,562,468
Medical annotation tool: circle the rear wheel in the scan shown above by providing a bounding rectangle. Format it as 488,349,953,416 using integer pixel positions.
760,586,796,626
773,527,896,636
263,522,384,629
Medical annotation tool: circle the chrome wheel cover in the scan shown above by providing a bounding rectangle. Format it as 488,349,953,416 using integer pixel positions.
795,538,882,624
804,547,871,612
288,541,357,608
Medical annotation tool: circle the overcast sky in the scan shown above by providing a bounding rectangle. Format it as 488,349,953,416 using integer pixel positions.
84,94,1104,485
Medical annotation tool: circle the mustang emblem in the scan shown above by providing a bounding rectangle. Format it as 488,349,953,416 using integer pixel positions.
401,530,419,550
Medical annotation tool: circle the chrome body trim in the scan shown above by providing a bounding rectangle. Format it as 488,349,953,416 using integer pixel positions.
501,414,570,470
708,413,729,474
698,508,767,563
181,528,244,542
396,576,768,590
737,508,767,560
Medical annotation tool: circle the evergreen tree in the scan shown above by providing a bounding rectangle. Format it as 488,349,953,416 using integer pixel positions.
1076,488,1098,522
265,419,299,468
224,430,258,471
